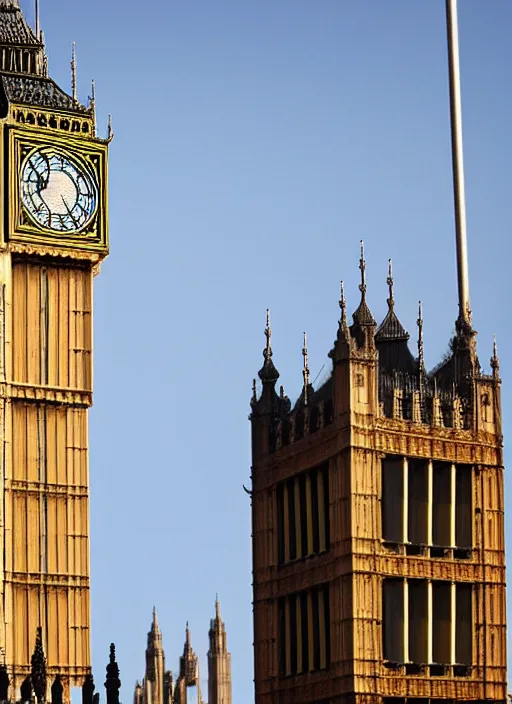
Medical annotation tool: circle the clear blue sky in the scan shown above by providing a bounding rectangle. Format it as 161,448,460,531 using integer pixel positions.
18,0,512,700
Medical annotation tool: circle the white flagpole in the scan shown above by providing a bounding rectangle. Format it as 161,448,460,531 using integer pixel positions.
446,0,471,323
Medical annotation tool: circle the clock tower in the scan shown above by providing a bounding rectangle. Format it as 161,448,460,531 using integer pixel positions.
0,0,109,699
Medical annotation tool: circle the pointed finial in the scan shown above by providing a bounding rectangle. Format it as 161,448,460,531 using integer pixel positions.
339,280,347,328
264,309,272,360
258,308,279,384
35,0,39,38
491,334,500,376
359,240,366,298
387,259,395,310
71,42,77,103
105,644,121,704
302,332,310,406
417,301,425,375
215,595,221,620
251,378,257,404
152,606,159,631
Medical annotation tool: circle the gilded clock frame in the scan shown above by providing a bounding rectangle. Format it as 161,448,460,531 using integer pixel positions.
6,126,109,253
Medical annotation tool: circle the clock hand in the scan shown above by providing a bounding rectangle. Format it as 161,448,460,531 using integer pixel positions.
61,194,80,229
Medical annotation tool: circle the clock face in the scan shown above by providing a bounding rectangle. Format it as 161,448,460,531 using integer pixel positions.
20,147,98,234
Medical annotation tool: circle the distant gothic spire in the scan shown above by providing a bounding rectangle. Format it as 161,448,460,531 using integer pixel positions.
208,597,232,704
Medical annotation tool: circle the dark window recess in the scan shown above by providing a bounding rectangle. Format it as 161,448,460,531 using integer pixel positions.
408,459,428,545
276,463,330,565
382,456,404,543
288,478,297,561
278,584,330,677
323,466,330,549
433,461,451,546
299,475,308,556
278,597,286,677
432,581,451,664
383,578,404,662
455,465,472,548
311,472,320,554
408,580,428,664
289,596,297,674
300,592,309,672
455,584,472,665
277,484,285,565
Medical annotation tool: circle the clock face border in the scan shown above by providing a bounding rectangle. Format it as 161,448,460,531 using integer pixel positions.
6,126,108,253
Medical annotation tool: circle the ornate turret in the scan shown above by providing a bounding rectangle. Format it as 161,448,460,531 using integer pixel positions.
375,259,416,377
350,241,376,348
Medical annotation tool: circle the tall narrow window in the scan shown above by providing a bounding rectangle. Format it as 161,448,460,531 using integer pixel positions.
277,483,285,565
382,456,404,543
408,580,428,663
383,579,404,662
455,584,472,664
455,465,472,548
433,462,451,546
408,460,428,545
276,464,330,565
278,584,330,676
432,581,451,664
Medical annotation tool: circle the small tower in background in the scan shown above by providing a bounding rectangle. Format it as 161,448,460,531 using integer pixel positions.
134,606,228,704
207,599,232,704
144,610,166,704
